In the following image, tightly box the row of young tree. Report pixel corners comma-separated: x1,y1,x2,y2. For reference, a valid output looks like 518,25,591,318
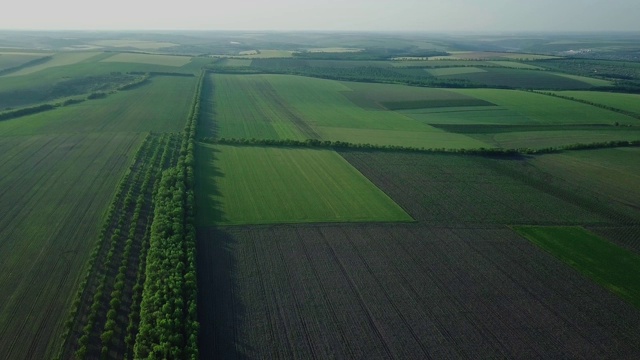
132,70,203,359
98,133,174,359
55,133,158,360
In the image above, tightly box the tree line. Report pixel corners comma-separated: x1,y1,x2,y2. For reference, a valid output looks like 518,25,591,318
203,137,640,156
132,70,202,360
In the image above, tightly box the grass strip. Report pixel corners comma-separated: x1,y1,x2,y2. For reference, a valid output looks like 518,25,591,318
514,226,640,309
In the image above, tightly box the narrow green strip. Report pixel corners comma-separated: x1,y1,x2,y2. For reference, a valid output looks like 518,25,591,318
514,226,640,309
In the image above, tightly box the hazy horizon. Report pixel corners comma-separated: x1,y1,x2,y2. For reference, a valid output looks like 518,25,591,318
3,0,640,32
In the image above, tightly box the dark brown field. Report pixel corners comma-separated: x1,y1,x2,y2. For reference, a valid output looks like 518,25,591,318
197,224,640,359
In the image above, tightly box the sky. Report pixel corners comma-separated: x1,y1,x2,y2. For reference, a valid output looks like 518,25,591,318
2,0,640,32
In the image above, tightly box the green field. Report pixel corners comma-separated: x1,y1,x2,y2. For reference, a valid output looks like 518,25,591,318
205,74,310,140
6,52,101,76
401,88,637,127
475,128,640,149
340,81,494,109
487,61,544,69
552,91,640,114
402,107,532,126
515,226,640,308
552,73,613,87
447,89,637,125
389,60,491,67
217,58,253,67
0,76,195,135
101,52,192,66
215,49,294,58
207,74,489,148
426,67,487,76
0,132,142,359
0,53,47,71
196,143,412,226
3,32,640,360
430,51,559,60
438,68,597,89
89,39,178,50
305,47,363,53
0,73,195,360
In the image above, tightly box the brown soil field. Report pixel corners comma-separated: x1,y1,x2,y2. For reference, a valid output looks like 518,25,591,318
197,224,640,359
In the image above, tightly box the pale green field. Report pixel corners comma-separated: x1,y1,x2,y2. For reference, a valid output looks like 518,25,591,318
209,74,489,148
208,74,309,140
500,53,559,60
233,49,294,58
426,67,487,76
487,61,544,69
90,39,178,49
0,76,196,136
317,127,489,149
0,132,142,360
429,52,559,60
0,53,48,71
401,107,532,125
552,73,613,87
552,91,640,114
196,144,413,226
305,47,364,53
101,52,192,66
0,51,53,56
218,58,253,67
449,89,636,125
390,60,495,68
475,129,640,149
6,52,101,76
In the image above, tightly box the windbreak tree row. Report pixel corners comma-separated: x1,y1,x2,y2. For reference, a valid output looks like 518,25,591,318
132,70,203,360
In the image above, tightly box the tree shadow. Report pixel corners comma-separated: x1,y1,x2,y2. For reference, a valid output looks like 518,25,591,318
196,227,252,359
197,75,219,139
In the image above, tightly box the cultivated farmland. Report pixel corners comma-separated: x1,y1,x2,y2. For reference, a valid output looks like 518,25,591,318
0,72,197,359
447,89,637,125
198,224,640,359
3,31,640,360
551,91,640,115
101,53,193,67
529,148,640,220
0,132,141,359
340,151,622,225
435,67,601,89
196,144,412,226
5,52,101,76
205,74,489,149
